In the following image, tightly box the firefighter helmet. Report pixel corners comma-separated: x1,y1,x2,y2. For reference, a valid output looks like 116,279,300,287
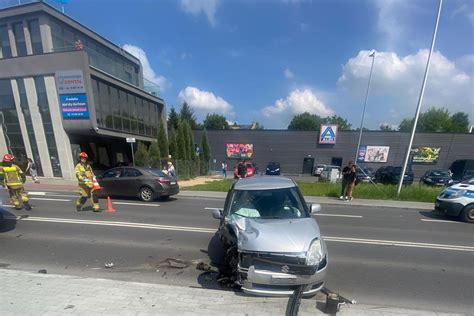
79,152,88,159
3,154,14,162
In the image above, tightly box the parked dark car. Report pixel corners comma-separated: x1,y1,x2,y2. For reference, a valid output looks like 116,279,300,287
97,167,179,202
265,162,281,175
374,166,414,185
449,159,474,183
420,170,453,187
356,166,375,183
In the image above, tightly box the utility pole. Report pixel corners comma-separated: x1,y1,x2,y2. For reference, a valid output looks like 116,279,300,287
397,0,443,196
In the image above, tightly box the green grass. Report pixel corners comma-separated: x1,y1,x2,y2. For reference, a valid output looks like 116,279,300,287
183,180,444,203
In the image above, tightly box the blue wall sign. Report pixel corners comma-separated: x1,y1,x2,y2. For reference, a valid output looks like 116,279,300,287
60,94,89,119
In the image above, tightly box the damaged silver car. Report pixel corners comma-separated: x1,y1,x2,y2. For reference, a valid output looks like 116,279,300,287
211,176,328,296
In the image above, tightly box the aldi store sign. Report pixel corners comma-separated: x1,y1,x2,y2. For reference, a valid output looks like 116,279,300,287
60,94,89,119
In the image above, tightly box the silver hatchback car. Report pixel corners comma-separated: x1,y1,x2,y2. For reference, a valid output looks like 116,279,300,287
211,176,328,296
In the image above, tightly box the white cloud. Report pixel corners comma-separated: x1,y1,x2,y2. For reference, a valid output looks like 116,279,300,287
180,0,219,26
178,87,233,117
262,89,334,126
122,44,169,90
284,68,295,79
452,3,474,25
338,49,473,123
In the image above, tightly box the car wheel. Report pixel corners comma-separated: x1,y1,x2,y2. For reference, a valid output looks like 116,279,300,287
460,205,474,223
139,187,154,202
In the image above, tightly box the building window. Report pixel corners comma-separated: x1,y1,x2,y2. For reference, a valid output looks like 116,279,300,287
0,24,12,58
12,22,27,57
0,79,27,162
34,76,62,177
16,78,43,176
27,19,43,54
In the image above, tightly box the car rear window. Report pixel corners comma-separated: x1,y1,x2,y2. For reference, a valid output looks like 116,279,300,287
430,171,449,176
147,169,167,177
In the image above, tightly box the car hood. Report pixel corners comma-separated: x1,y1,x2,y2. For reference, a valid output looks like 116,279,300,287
227,217,320,253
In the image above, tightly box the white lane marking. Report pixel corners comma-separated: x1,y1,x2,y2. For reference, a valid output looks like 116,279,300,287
204,207,221,211
421,219,460,224
20,217,216,233
114,202,160,207
32,193,78,198
324,236,474,252
28,192,47,196
29,198,71,202
315,214,363,218
1,205,14,208
13,216,474,252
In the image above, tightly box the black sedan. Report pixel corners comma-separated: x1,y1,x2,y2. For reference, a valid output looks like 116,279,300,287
97,167,179,202
420,170,453,187
265,162,281,175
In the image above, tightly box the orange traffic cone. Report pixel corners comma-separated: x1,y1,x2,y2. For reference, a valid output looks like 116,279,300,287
106,196,116,213
92,176,102,191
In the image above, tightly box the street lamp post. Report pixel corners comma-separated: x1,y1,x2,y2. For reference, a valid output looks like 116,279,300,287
396,0,443,196
354,50,376,164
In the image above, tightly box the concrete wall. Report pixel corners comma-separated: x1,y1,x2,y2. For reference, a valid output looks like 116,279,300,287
193,130,474,178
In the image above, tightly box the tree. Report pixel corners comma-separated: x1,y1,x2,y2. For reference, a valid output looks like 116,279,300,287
322,115,352,131
168,128,178,159
186,121,196,161
398,107,470,132
167,107,179,131
157,124,169,158
449,112,469,132
176,121,187,160
134,142,150,167
179,102,199,130
201,129,211,175
182,120,191,161
287,112,322,131
203,113,229,130
379,123,396,131
254,122,264,130
148,142,161,168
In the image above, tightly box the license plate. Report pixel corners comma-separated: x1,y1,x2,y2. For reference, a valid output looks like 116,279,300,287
170,181,176,185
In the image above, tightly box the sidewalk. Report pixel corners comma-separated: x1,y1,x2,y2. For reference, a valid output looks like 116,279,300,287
22,177,434,210
0,269,463,316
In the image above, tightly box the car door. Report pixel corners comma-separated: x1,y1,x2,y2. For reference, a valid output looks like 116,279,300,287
98,168,123,197
120,168,144,197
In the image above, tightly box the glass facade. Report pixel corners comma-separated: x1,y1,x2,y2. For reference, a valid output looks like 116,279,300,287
12,22,27,57
91,77,159,138
0,24,12,58
27,19,43,54
0,79,27,162
49,18,140,86
33,76,62,177
16,78,44,176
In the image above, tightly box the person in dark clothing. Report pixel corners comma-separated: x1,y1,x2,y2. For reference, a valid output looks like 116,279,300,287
340,161,353,200
237,160,247,179
345,164,358,201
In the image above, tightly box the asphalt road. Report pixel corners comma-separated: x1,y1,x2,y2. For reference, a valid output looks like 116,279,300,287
0,190,473,314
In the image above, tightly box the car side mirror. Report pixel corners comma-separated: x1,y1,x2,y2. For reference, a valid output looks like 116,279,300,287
309,203,321,214
212,209,223,219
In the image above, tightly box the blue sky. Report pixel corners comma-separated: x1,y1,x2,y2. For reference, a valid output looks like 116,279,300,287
9,0,474,129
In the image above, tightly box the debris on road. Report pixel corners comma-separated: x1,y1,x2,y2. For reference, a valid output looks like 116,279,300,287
64,305,75,310
158,258,189,269
38,269,47,274
196,261,213,272
104,263,114,268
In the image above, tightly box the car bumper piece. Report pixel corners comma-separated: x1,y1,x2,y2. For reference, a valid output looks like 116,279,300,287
434,199,464,217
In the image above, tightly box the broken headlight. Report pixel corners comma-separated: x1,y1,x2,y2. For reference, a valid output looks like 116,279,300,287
306,239,323,266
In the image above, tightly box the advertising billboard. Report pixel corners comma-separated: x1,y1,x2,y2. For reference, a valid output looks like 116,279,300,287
55,70,86,95
411,146,441,164
357,145,390,163
60,94,89,119
226,144,253,159
319,124,338,144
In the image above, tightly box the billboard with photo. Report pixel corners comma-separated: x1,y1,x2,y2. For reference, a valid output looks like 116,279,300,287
411,146,441,164
226,144,254,159
357,145,390,163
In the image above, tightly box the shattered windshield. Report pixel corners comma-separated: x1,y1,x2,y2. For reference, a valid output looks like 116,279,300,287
228,188,308,219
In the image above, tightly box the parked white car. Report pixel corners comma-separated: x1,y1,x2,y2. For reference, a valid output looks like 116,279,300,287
434,178,474,223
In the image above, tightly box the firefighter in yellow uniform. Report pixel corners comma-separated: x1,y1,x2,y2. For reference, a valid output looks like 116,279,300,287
75,152,100,212
0,154,31,210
